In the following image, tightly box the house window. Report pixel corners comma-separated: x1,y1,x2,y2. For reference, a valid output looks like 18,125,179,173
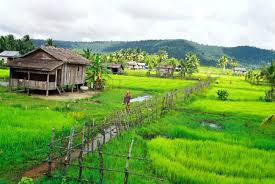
78,66,80,71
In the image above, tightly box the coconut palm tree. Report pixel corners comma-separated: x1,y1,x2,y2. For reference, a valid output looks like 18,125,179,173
218,55,228,72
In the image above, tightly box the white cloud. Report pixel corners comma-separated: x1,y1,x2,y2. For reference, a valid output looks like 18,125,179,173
0,0,274,49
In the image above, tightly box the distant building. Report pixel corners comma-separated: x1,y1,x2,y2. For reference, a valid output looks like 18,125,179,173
127,61,138,70
7,47,90,96
157,64,174,77
137,63,146,69
233,67,247,75
105,63,124,74
0,51,20,64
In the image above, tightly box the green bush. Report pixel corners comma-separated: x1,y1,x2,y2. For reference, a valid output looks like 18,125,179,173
18,177,34,184
217,89,229,101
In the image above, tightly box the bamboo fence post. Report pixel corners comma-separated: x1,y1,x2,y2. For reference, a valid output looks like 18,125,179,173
124,139,134,184
78,125,85,180
62,127,74,176
86,121,90,151
47,128,55,177
98,140,104,184
92,119,95,151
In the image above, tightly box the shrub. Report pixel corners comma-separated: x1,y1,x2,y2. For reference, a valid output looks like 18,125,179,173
18,177,34,184
217,89,229,101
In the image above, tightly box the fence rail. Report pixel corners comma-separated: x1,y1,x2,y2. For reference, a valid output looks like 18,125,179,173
45,78,214,183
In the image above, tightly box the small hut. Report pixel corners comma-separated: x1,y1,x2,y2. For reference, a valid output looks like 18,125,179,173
137,63,146,69
233,67,247,75
157,64,174,77
0,51,20,64
7,46,90,96
105,63,124,74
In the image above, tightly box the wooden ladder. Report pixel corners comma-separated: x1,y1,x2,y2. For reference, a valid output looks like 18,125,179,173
57,86,65,95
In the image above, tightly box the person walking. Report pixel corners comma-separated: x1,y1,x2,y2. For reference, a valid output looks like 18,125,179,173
123,91,131,112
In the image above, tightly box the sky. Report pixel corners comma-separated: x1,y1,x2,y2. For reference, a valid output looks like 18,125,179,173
0,0,274,49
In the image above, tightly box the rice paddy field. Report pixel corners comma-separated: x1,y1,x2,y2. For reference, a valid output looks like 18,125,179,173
0,68,9,79
38,69,275,184
0,74,196,183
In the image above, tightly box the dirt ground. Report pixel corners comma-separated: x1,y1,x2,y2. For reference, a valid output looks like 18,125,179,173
32,91,97,101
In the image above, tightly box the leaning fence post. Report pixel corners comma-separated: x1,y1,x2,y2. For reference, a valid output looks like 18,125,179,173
124,139,134,184
62,127,74,177
47,128,55,177
97,140,104,184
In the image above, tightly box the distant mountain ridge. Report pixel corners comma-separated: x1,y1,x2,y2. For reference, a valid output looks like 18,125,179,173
32,39,275,67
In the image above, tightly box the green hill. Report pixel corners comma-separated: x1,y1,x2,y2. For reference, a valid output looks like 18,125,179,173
33,39,275,66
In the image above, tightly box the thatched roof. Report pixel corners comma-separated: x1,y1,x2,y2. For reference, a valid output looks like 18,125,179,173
158,64,173,69
105,63,124,69
7,47,90,71
8,58,63,71
40,47,90,65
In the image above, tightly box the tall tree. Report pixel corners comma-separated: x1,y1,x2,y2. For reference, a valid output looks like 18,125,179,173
231,58,238,68
45,38,56,47
179,52,200,77
218,55,228,72
157,50,168,63
82,48,92,60
144,54,159,75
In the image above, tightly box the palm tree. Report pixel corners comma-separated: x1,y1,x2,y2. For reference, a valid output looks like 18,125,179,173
218,55,228,72
158,50,168,63
231,58,238,69
86,55,111,90
82,49,92,60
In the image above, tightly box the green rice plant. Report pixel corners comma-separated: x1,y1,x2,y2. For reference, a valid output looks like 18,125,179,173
148,138,275,184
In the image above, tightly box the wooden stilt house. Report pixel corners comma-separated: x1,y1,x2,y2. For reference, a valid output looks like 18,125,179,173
7,46,90,96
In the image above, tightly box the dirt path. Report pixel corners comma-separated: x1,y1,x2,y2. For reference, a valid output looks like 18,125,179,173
22,126,117,179
32,91,97,101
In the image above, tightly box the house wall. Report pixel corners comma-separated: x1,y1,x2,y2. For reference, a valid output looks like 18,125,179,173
26,49,56,60
0,56,8,64
61,64,86,85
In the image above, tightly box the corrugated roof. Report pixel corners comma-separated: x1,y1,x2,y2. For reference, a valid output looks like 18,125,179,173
0,51,20,57
159,64,174,69
7,58,63,71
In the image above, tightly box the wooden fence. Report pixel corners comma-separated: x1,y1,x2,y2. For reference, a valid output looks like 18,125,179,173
45,78,214,183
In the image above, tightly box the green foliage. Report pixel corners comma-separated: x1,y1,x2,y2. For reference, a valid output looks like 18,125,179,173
231,58,238,68
0,59,4,67
0,34,35,54
179,52,200,77
217,89,229,101
218,55,228,72
45,38,56,47
148,138,275,184
82,48,92,59
144,54,159,75
19,177,34,184
86,55,111,90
